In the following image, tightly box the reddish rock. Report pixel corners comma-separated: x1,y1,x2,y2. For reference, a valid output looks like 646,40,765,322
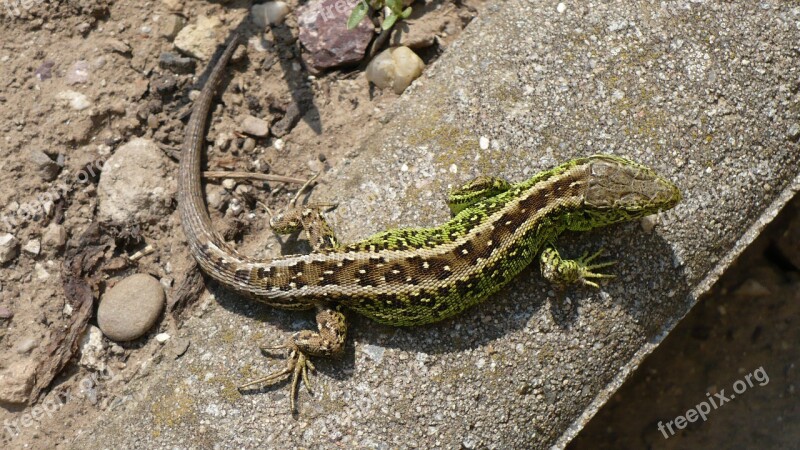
297,0,374,70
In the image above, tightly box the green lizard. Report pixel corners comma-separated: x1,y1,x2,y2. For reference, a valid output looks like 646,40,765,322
178,34,682,411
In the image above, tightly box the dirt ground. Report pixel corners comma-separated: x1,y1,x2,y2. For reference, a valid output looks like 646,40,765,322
0,0,482,447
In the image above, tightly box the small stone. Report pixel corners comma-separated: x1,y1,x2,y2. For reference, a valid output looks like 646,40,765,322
97,274,166,341
29,149,61,181
0,233,20,264
76,21,91,35
479,136,489,150
79,325,107,371
362,344,385,362
14,335,38,354
159,52,196,74
241,115,270,137
173,15,224,60
366,46,425,95
788,123,800,142
34,263,50,280
155,332,171,344
66,60,90,85
159,14,185,39
640,215,658,233
252,1,290,27
22,239,41,256
273,138,285,150
0,360,35,404
35,61,55,81
104,38,132,55
162,0,183,11
222,178,236,190
0,306,13,320
57,90,91,111
557,2,566,13
297,0,374,70
168,338,191,359
242,137,256,153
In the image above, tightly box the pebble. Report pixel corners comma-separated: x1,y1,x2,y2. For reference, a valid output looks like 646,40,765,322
788,123,800,142
155,332,171,344
252,2,290,27
97,138,175,223
0,360,35,404
79,325,107,371
159,14,185,39
479,136,489,150
242,137,257,153
366,46,425,94
29,149,61,181
0,306,13,320
66,60,90,85
57,90,91,111
22,239,41,256
159,52,196,74
640,215,658,232
557,2,566,13
297,0,374,70
241,115,270,137
35,60,55,81
14,335,38,354
273,138,285,150
222,178,236,190
97,273,166,341
0,233,20,264
173,15,224,60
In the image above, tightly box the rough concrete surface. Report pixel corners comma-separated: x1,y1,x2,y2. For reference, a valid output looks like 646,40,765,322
72,1,800,448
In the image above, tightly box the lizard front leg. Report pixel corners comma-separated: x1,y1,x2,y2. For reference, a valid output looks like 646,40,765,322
539,246,616,288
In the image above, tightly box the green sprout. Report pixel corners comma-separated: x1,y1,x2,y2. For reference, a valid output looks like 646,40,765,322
347,0,412,31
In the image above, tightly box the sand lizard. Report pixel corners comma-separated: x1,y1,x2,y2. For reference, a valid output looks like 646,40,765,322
178,34,682,411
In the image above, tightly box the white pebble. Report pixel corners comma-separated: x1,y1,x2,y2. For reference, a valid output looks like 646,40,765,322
252,2,290,27
479,136,489,150
273,138,285,150
366,46,425,95
57,90,91,110
557,2,566,13
155,333,171,344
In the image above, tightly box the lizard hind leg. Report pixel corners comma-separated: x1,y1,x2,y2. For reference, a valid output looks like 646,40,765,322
447,176,512,215
539,246,616,288
238,306,347,412
269,205,339,251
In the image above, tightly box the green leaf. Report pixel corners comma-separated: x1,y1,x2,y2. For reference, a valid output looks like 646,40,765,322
400,6,412,18
347,1,369,29
386,0,402,13
381,13,398,30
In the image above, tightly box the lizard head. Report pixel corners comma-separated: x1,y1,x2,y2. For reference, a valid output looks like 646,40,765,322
566,154,681,230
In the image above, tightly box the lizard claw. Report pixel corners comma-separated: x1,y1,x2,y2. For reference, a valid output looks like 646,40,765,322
239,346,315,413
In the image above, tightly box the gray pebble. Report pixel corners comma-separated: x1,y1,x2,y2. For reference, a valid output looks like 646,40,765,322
241,115,270,137
788,123,800,142
0,306,13,320
98,273,165,341
158,52,196,74
22,239,40,256
42,223,67,254
29,150,61,181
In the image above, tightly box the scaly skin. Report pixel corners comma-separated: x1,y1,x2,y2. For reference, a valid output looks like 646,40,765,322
178,34,682,411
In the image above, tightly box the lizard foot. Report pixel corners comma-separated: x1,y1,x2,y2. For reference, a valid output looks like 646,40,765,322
238,345,315,413
540,246,616,288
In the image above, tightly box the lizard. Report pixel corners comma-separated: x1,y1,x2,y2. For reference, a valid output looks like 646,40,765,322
178,33,682,412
